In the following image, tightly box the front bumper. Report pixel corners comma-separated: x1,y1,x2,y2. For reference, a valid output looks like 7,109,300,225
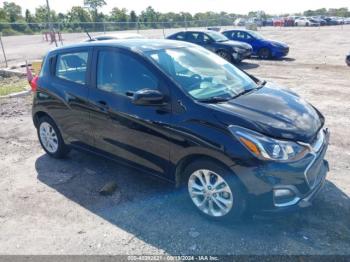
232,48,253,62
231,128,330,213
272,47,289,58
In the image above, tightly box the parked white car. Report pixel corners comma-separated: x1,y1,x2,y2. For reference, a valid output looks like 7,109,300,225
294,17,320,27
234,18,246,26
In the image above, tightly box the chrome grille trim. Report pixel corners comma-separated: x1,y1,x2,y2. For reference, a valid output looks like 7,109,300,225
298,128,327,189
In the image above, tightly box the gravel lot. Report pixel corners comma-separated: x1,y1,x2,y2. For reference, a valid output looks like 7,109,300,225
0,26,350,255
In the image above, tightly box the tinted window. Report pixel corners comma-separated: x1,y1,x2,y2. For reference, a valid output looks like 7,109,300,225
236,32,246,40
173,32,185,40
56,52,88,84
201,34,213,43
97,51,158,95
224,31,236,39
186,32,201,43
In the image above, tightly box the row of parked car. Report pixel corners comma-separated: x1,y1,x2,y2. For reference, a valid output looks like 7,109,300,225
87,30,350,67
87,29,290,63
235,16,350,27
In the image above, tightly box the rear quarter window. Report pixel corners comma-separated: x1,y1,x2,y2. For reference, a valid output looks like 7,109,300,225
55,52,88,84
172,32,186,40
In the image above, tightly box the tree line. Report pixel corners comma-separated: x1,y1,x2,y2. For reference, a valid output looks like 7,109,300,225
0,0,349,36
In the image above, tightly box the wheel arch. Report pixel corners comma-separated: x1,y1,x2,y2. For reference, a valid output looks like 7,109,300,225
174,154,247,193
33,111,66,144
33,111,53,128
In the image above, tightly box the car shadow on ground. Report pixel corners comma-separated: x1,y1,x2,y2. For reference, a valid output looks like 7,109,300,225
248,57,296,63
35,150,350,255
236,61,260,70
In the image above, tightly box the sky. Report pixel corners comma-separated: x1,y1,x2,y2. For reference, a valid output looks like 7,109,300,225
3,0,350,15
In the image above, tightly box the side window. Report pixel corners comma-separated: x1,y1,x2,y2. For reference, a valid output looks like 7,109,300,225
97,50,158,96
246,33,252,40
229,32,237,39
186,32,200,43
236,32,246,40
56,52,88,84
203,34,212,43
174,32,185,40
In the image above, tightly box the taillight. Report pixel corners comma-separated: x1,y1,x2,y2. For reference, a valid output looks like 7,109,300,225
30,76,39,92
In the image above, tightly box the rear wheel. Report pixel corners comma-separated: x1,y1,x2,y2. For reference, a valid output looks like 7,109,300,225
182,159,246,221
37,116,70,158
216,50,232,62
258,48,271,59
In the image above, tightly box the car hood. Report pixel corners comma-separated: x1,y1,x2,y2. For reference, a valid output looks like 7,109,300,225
219,40,252,50
208,84,324,143
264,40,288,48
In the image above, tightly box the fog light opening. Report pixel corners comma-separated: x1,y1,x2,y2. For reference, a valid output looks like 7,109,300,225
273,188,300,207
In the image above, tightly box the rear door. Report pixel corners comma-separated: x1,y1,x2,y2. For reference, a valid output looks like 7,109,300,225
88,47,172,177
48,48,93,146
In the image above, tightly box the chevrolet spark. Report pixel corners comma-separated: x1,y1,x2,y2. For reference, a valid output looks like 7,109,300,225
32,39,329,220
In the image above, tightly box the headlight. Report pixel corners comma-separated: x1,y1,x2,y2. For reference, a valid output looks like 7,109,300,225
271,43,282,48
229,125,309,161
232,47,244,53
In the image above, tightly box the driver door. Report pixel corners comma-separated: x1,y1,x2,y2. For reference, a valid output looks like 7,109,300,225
88,47,172,176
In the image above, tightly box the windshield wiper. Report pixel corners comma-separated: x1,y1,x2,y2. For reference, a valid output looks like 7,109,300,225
198,96,232,103
257,80,267,88
232,81,266,99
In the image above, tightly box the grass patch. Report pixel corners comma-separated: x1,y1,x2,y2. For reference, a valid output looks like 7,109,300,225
0,78,28,96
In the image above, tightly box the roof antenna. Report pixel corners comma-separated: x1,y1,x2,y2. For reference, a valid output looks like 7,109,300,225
85,30,93,41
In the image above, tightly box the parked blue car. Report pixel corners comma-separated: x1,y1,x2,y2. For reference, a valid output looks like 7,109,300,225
222,29,289,59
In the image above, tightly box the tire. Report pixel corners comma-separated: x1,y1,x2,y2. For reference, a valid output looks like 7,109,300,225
295,22,298,26
216,50,232,62
37,116,70,158
258,48,271,59
306,23,309,27
181,159,246,222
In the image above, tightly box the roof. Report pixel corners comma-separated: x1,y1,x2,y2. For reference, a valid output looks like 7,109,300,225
170,29,222,34
93,33,144,40
221,29,251,33
50,39,194,54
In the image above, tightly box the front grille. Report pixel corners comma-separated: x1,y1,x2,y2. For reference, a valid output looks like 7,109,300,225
305,153,324,188
282,47,289,55
304,129,327,188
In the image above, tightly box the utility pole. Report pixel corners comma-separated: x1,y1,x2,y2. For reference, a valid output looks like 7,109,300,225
46,0,57,47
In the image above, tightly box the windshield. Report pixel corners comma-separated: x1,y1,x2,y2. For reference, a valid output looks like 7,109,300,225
248,31,264,40
145,47,257,101
206,31,229,42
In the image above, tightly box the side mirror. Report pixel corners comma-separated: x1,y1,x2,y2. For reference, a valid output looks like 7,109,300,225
132,89,164,106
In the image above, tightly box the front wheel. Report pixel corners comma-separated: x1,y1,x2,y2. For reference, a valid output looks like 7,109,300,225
216,50,232,62
37,116,70,158
183,159,246,221
258,48,271,59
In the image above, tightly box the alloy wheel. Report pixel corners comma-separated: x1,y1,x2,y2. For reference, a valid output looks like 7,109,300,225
188,169,233,217
217,51,231,62
39,122,59,153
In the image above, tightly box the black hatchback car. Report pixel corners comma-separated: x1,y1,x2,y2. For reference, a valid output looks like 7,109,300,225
32,39,329,220
166,30,252,63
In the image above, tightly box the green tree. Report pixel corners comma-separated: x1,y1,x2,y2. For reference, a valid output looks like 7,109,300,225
110,7,128,22
84,0,106,22
3,1,22,22
68,6,91,23
129,10,137,23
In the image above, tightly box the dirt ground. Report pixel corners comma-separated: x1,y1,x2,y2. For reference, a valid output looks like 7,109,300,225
0,26,350,255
